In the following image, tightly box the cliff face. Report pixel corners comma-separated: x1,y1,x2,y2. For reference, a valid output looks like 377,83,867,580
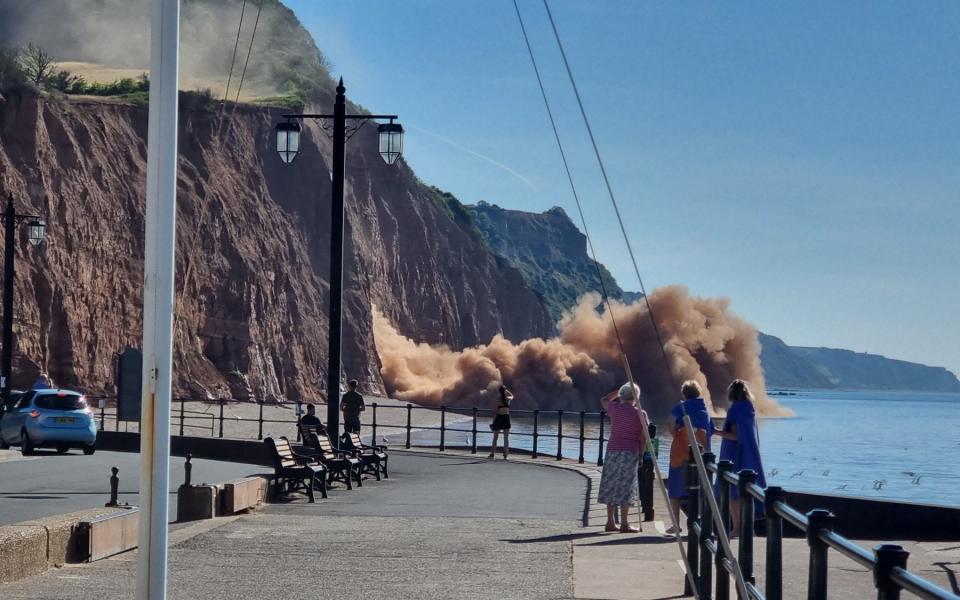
468,202,631,322
0,90,553,399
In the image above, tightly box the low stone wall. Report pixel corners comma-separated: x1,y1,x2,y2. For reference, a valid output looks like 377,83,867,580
0,507,136,585
97,431,271,466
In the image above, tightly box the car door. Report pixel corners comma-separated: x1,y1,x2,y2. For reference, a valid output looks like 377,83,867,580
6,392,35,442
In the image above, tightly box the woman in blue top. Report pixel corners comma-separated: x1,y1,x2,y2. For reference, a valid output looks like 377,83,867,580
665,380,714,534
715,379,766,534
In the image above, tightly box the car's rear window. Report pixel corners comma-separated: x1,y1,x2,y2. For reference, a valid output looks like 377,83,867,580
35,395,87,411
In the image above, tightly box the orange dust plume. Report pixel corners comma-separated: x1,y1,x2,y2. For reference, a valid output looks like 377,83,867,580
373,286,789,416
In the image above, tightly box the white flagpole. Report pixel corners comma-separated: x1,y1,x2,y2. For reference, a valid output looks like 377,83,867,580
138,0,180,598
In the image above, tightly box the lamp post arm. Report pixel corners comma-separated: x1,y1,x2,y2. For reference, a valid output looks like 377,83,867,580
283,114,398,121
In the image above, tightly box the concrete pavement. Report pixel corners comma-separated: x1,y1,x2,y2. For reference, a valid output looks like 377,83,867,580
0,449,263,525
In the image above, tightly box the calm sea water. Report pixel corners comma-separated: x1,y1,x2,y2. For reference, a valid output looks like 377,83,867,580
403,390,960,507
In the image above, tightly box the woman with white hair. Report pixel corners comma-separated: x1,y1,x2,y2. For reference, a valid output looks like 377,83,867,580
597,381,649,533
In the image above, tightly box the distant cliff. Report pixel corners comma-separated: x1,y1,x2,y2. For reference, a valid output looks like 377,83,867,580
467,201,633,322
760,333,960,392
463,202,960,394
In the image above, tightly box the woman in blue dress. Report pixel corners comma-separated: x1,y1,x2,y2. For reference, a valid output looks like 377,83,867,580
715,379,766,534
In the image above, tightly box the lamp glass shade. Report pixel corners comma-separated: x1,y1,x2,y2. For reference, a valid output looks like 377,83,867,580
27,220,45,245
377,122,404,165
276,121,301,164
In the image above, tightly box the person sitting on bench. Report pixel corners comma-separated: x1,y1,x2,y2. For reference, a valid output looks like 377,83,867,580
299,404,327,435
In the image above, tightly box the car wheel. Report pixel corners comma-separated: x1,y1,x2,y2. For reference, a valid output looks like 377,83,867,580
21,429,34,455
82,444,96,456
56,445,69,454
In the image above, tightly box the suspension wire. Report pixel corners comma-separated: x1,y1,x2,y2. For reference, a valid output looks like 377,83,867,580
511,1,701,596
540,1,751,598
221,0,264,144
218,0,248,124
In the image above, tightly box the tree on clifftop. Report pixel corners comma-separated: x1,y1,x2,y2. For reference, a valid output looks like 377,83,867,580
19,43,55,88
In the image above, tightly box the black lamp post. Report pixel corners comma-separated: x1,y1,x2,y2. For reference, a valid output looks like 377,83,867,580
275,78,403,443
1,193,46,405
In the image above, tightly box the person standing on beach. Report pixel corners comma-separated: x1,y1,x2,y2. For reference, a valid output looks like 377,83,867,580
715,379,766,534
488,385,513,459
341,379,365,434
597,382,648,533
666,380,714,534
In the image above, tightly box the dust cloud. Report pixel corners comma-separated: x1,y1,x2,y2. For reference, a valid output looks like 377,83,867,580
374,286,789,417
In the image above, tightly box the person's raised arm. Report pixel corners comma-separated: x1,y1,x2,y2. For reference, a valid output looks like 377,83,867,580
599,390,618,412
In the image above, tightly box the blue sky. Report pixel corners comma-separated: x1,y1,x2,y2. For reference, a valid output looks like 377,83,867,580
285,1,960,375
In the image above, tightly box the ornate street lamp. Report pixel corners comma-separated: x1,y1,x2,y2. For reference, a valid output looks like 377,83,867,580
1,194,47,405
273,78,402,442
377,121,404,165
276,120,302,164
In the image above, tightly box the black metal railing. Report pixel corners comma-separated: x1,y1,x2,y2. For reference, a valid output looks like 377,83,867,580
684,453,959,600
92,398,614,466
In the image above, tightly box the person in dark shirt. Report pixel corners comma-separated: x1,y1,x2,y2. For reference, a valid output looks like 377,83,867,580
299,403,325,433
341,379,365,434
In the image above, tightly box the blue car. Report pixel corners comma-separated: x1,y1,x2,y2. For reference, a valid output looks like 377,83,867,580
0,389,97,455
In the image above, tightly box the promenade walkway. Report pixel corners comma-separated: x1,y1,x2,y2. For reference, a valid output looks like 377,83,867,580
1,448,957,599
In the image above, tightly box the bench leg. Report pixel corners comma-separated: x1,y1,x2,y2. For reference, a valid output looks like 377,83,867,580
306,476,315,503
382,457,389,479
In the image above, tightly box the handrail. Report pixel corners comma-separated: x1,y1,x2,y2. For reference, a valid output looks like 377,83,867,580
694,459,959,600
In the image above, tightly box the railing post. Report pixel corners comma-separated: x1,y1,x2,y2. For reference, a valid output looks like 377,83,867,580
738,469,758,587
100,398,106,432
371,402,378,445
440,405,446,451
699,452,716,599
578,411,585,463
532,409,539,458
806,509,836,600
218,398,225,438
715,460,733,600
873,544,909,600
764,486,786,600
556,410,563,460
179,397,185,437
405,403,412,449
471,407,478,454
640,423,657,521
257,400,264,440
684,457,701,597
597,410,605,467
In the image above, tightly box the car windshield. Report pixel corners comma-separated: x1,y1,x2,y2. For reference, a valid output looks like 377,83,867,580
35,394,87,411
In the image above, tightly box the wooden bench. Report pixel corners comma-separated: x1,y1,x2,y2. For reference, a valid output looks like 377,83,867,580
302,433,363,490
298,422,327,442
342,432,389,480
265,436,327,502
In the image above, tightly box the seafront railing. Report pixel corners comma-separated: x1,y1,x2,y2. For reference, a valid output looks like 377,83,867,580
91,398,616,465
687,452,959,600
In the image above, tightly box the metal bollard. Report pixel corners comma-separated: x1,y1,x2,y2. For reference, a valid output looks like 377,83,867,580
699,453,716,597
764,486,786,600
405,403,412,449
716,460,734,600
578,411,585,464
597,410,606,466
184,453,193,487
439,406,446,451
105,466,119,507
685,459,701,597
739,470,759,586
556,410,563,460
532,410,539,458
806,509,835,600
873,544,909,600
471,407,478,454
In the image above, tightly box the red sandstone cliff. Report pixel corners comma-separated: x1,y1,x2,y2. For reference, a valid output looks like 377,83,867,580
0,90,554,400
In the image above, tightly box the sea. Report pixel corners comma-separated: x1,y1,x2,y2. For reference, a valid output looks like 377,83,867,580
431,389,960,508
